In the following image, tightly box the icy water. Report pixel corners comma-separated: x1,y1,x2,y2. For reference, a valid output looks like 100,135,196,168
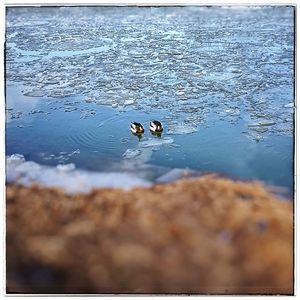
5,6,294,194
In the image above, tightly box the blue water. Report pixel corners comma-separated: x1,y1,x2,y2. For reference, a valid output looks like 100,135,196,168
5,6,294,194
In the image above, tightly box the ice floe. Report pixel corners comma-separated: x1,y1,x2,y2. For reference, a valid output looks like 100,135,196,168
122,148,153,164
138,137,174,148
167,123,198,135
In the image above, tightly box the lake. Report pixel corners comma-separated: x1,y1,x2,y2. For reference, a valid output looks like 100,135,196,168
5,6,294,195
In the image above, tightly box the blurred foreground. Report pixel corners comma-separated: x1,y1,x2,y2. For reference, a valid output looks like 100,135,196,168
6,175,293,294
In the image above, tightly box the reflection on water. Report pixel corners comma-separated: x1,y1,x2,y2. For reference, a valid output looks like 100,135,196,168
5,6,294,194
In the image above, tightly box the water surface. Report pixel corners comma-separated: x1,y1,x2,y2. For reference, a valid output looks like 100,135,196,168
5,6,294,194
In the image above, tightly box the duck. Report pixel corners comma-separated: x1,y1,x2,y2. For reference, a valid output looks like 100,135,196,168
130,122,144,134
149,120,163,133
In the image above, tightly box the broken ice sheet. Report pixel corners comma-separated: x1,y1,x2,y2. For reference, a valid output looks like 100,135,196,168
5,7,294,141
138,137,174,148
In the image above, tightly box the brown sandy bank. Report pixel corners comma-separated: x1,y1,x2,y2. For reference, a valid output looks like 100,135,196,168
6,175,293,295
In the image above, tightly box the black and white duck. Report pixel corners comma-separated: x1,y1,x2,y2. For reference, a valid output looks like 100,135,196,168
149,120,163,133
130,122,144,134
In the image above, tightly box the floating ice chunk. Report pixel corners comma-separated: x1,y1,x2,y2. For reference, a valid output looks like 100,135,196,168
248,121,276,127
224,108,240,115
6,154,151,194
122,148,153,164
248,123,260,127
124,99,134,105
138,137,174,148
168,123,198,135
57,163,76,172
252,127,268,133
258,121,276,127
175,91,185,96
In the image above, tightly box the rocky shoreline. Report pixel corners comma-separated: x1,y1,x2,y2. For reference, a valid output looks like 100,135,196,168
6,175,293,294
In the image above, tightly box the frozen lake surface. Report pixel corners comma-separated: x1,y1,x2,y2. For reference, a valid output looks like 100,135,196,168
5,6,294,194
